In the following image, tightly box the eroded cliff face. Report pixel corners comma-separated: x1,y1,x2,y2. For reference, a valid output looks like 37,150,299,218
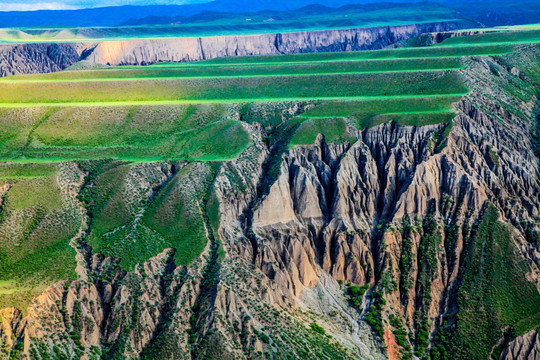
501,330,540,360
0,43,88,77
0,47,539,360
238,47,540,359
412,29,491,46
83,22,465,66
0,21,465,77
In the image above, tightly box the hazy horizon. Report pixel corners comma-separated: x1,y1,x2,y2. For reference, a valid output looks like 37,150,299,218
0,0,406,12
0,0,208,12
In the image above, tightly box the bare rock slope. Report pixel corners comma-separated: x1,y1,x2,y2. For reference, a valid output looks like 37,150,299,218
0,43,84,77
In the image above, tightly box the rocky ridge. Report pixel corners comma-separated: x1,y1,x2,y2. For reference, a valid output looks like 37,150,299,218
0,43,90,77
0,21,466,77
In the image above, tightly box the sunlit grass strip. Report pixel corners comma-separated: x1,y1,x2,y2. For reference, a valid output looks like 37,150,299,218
110,54,485,69
0,163,57,179
0,71,468,103
496,23,540,31
0,67,466,83
300,108,457,119
432,39,540,48
0,93,469,108
300,109,457,120
433,30,540,47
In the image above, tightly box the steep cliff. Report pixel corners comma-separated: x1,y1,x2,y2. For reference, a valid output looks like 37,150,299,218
0,43,88,77
411,29,491,46
500,330,540,360
0,21,465,77
83,22,465,66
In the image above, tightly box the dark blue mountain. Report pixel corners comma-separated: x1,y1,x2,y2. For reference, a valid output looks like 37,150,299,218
0,0,538,28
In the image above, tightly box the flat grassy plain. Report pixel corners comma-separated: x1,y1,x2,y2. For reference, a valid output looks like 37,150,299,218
1,25,539,312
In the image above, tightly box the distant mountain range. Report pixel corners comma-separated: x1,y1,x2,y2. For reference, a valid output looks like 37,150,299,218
0,0,538,29
0,0,372,28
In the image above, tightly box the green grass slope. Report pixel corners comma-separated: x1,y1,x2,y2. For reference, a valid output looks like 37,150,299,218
78,160,220,270
0,71,467,104
447,205,540,360
0,163,80,312
0,104,250,162
1,58,464,82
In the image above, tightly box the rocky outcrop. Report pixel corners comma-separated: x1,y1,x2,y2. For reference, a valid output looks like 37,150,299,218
225,45,540,359
0,43,88,77
2,248,201,359
500,330,540,360
413,29,492,46
250,123,443,298
0,21,466,76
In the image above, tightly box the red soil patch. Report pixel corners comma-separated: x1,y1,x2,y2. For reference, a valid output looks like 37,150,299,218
384,327,400,360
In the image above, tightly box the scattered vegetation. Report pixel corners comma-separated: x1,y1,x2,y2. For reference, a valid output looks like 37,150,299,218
448,205,540,359
413,206,442,357
398,218,415,291
365,291,386,338
346,282,370,307
310,323,326,335
0,163,79,312
389,314,413,360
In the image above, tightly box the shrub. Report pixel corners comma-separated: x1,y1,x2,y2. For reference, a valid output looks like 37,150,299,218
310,323,326,335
